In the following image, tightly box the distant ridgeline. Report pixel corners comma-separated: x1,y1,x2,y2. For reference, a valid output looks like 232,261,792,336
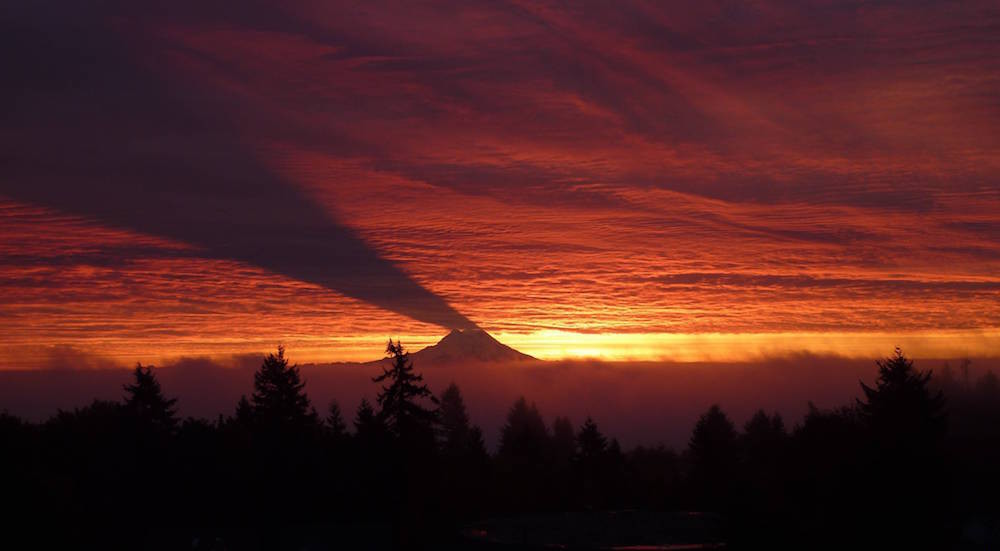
1,344,999,549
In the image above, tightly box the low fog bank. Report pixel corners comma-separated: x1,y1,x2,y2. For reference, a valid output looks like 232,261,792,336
3,353,998,448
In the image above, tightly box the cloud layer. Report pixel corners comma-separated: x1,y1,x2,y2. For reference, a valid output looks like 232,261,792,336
1,1,999,362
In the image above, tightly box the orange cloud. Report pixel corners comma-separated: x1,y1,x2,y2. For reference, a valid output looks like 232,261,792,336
2,1,999,365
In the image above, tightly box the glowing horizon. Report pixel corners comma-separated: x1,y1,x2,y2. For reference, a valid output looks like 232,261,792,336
4,326,1000,370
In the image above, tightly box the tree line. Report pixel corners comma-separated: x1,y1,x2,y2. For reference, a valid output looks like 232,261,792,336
1,343,999,549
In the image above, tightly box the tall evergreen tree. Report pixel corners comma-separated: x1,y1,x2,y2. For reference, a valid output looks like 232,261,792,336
574,417,624,509
738,409,789,539
373,340,438,444
235,395,254,425
551,416,576,465
498,397,549,459
742,409,786,454
688,404,738,509
249,346,316,430
576,417,608,463
496,397,552,509
689,405,738,466
858,347,946,445
353,398,386,442
437,383,490,517
123,363,177,432
439,382,483,456
326,400,348,440
546,415,577,507
856,348,950,547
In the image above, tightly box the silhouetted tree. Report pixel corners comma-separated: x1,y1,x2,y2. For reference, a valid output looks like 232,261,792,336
123,363,178,433
498,397,549,459
856,348,950,546
497,397,551,510
782,403,868,548
350,397,392,515
370,341,442,546
120,362,179,536
439,382,485,457
549,415,577,505
437,383,490,518
234,394,254,426
689,405,737,470
249,346,317,430
576,417,608,461
326,400,348,441
551,415,576,464
733,410,789,545
238,347,321,547
858,347,946,441
467,425,487,458
575,417,620,508
439,383,469,447
740,409,788,465
353,398,382,439
374,340,438,449
687,404,738,510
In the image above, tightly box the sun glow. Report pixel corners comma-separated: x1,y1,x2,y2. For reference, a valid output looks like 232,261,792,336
495,329,1000,363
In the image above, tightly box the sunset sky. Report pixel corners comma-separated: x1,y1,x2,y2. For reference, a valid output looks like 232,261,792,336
3,0,1000,367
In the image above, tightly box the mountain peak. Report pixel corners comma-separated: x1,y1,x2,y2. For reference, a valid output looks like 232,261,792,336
411,329,536,364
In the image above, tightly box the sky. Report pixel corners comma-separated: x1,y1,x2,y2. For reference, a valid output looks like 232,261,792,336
2,0,1000,367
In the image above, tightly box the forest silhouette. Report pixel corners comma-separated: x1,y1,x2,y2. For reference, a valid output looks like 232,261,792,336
2,345,999,549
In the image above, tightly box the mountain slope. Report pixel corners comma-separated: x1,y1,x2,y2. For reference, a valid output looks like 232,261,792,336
407,329,537,364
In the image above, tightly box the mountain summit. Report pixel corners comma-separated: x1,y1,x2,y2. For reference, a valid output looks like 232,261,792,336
410,329,536,364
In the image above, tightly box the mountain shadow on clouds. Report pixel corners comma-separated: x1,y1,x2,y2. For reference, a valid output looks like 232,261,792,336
0,3,475,331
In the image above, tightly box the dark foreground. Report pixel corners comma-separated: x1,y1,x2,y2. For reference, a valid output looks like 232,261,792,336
2,345,999,549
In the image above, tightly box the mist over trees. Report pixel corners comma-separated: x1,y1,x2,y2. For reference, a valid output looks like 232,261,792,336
1,345,998,549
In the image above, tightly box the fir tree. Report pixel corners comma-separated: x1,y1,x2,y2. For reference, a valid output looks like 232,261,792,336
235,395,254,425
439,382,472,454
437,383,490,514
498,397,549,459
742,409,786,453
249,346,316,430
122,363,177,432
689,404,738,465
688,404,738,509
326,400,348,440
373,340,438,444
353,398,385,441
437,383,488,461
857,347,946,445
576,417,608,463
551,416,576,465
496,397,552,509
856,348,949,547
